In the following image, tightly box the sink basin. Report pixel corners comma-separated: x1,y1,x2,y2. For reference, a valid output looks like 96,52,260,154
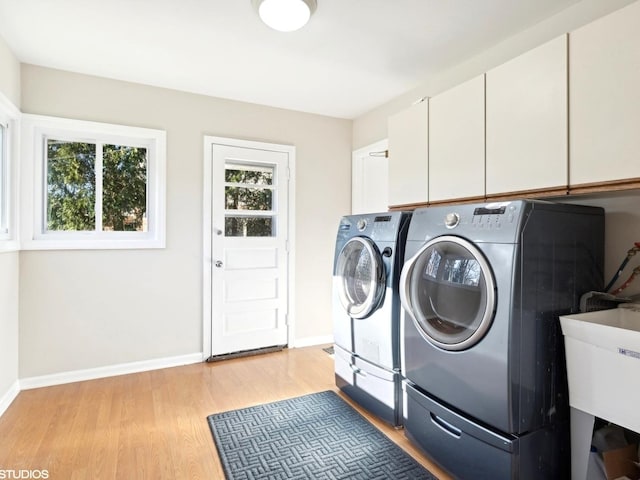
560,306,640,434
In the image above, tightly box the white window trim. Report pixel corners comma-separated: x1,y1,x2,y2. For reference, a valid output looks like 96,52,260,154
21,114,166,250
0,92,20,253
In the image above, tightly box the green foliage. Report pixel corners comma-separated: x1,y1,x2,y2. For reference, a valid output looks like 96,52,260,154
47,140,96,231
103,144,147,231
46,140,147,232
224,166,274,237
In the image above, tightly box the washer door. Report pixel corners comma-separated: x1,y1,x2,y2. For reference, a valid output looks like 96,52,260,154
335,237,386,319
400,235,496,351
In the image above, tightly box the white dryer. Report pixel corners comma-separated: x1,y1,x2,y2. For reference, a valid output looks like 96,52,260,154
332,211,410,426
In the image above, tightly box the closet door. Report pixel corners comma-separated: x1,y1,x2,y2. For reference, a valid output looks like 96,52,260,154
351,140,388,214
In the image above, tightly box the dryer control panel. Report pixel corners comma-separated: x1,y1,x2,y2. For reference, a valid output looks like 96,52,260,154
441,202,519,232
408,201,527,244
470,203,518,230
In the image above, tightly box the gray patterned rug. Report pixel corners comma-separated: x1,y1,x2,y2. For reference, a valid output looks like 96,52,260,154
207,390,436,479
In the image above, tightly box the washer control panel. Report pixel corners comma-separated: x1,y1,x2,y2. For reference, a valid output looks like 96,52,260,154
336,213,405,243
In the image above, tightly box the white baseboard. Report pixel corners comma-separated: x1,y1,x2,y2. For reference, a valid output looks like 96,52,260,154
292,334,334,348
0,380,20,417
19,352,204,390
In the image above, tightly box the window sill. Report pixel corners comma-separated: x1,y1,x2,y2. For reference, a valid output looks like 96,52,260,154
0,239,20,253
20,236,165,251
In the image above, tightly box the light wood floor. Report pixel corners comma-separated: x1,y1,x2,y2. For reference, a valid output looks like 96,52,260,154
0,345,451,479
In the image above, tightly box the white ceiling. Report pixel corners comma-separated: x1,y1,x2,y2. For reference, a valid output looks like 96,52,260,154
0,0,583,119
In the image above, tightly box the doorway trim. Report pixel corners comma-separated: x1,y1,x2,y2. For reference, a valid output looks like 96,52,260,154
202,136,296,360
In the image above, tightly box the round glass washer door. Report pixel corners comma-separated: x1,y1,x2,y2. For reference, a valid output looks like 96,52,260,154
335,237,386,319
400,235,496,351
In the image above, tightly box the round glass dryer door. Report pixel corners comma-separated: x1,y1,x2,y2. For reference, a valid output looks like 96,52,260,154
335,237,386,319
401,235,496,350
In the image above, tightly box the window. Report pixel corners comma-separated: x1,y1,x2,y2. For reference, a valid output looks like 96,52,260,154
0,93,19,251
0,121,7,236
46,140,148,232
224,163,276,237
22,115,166,250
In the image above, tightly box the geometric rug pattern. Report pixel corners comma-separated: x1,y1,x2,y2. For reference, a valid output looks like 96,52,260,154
207,390,437,479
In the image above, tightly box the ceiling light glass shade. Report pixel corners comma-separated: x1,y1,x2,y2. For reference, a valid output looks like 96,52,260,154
253,0,317,32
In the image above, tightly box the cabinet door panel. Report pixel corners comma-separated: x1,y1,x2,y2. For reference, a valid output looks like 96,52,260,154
429,75,485,202
387,101,428,206
486,35,568,195
570,1,640,186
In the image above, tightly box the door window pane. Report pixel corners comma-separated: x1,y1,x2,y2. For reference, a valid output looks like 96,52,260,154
225,216,274,237
46,139,96,231
102,144,148,231
224,163,276,237
225,166,273,185
225,186,272,211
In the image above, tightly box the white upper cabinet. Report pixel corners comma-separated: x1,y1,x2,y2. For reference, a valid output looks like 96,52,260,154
569,1,640,187
429,74,485,202
387,100,428,207
486,35,568,196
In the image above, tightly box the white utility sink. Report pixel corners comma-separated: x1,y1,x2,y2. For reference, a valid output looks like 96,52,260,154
560,306,640,434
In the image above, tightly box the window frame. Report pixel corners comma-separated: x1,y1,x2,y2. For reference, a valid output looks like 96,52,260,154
0,93,20,252
0,120,7,234
21,114,166,250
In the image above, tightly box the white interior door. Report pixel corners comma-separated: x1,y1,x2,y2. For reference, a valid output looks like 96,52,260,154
352,139,389,214
208,142,290,356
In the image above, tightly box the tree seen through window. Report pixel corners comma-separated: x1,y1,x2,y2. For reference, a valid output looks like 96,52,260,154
46,139,147,232
224,165,274,237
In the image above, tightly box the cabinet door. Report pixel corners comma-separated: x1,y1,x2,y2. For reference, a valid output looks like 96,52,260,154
486,35,568,195
429,75,485,202
387,100,428,206
570,1,640,186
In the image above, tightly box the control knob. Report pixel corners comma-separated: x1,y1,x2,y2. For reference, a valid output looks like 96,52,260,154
444,212,460,229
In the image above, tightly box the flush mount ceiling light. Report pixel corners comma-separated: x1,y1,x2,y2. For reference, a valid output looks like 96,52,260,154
252,0,317,32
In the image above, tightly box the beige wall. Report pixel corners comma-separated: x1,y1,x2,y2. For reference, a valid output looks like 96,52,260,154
0,34,20,107
352,0,637,149
556,191,640,300
10,0,640,385
0,35,20,407
19,65,351,378
0,252,19,405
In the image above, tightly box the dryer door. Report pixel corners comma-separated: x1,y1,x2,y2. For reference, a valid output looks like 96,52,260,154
335,237,386,319
400,235,496,350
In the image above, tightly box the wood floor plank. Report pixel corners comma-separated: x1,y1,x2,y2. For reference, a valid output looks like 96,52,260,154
0,346,450,479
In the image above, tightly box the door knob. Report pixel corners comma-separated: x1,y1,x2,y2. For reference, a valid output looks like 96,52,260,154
215,260,223,268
